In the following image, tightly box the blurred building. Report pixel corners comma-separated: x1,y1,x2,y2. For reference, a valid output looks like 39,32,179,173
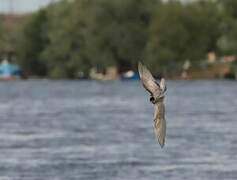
90,66,119,80
0,59,21,80
207,52,217,64
121,70,139,80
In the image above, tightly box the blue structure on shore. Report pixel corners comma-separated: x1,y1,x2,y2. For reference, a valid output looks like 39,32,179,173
0,60,21,80
121,70,140,80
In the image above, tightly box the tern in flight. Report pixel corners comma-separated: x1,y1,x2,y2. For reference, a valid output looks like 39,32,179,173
138,62,167,148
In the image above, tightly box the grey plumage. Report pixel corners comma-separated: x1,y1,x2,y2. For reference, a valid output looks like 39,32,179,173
138,62,166,148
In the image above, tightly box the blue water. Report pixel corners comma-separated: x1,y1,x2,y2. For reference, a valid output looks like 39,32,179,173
0,80,236,180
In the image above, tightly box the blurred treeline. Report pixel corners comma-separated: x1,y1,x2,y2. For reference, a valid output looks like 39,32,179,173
1,0,237,78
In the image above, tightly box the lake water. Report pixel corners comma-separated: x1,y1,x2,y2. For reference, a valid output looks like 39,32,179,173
0,80,236,180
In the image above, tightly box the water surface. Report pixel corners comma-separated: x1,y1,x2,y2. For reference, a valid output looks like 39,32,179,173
0,80,236,180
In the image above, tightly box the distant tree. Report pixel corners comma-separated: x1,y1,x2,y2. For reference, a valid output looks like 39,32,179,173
41,0,159,77
0,16,4,56
15,9,49,76
217,0,237,18
11,0,234,78
217,21,237,55
82,0,159,72
216,0,237,55
41,0,96,78
145,0,224,75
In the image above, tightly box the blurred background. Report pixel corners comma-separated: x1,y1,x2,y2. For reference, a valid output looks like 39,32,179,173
1,0,237,80
0,0,237,180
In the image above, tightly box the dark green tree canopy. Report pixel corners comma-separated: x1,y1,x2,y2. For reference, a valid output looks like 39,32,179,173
0,0,234,78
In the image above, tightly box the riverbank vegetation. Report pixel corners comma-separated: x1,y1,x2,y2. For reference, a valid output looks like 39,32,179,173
1,0,237,79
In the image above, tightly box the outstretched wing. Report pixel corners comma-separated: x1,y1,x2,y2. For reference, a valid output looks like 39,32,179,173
154,101,166,148
138,62,160,96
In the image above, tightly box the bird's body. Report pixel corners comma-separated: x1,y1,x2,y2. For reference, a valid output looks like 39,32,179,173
138,62,167,148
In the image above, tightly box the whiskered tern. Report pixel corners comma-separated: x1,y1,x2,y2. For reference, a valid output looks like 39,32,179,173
138,62,167,148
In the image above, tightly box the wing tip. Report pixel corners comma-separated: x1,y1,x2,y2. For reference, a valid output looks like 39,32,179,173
138,61,143,69
159,141,165,148
154,126,166,148
160,78,167,92
138,61,143,77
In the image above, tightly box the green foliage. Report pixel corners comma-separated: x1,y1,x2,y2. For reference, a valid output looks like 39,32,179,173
19,0,158,78
4,0,237,78
15,9,49,76
0,16,3,53
217,21,237,55
218,0,237,18
0,16,12,58
81,0,158,71
40,1,81,78
145,0,223,75
216,0,237,55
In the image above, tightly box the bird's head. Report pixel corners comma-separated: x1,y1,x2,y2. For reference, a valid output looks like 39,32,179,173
150,96,156,104
150,92,165,104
